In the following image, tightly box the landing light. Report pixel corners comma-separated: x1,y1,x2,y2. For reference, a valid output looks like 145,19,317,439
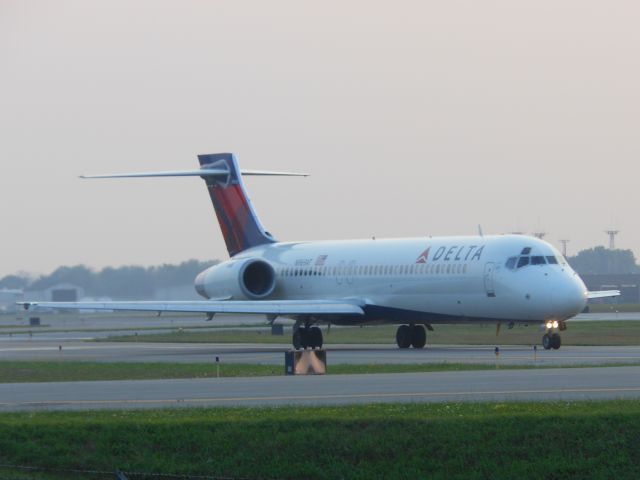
546,321,553,329
552,320,559,329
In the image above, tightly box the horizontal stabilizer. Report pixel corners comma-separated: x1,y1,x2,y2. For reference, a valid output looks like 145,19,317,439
18,300,364,316
587,290,621,299
80,169,308,179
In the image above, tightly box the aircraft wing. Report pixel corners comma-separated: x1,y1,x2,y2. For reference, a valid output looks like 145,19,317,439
587,290,621,299
18,300,364,316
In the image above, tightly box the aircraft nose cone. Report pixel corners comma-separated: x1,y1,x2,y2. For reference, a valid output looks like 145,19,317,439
552,276,587,318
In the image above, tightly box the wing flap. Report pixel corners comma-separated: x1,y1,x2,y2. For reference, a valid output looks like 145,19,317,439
18,300,364,316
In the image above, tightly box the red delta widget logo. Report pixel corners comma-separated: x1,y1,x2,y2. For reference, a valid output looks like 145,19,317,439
415,245,485,264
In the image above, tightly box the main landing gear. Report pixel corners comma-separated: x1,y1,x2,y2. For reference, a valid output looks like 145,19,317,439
542,320,564,350
292,326,323,350
396,324,427,349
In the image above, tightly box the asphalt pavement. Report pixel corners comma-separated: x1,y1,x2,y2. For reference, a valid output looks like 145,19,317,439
1,365,639,411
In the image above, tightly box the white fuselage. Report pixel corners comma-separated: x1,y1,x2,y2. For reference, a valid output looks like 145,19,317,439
196,234,588,326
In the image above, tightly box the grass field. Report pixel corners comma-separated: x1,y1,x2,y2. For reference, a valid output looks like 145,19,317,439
588,303,640,313
0,323,265,337
100,320,640,346
0,401,639,479
0,360,608,383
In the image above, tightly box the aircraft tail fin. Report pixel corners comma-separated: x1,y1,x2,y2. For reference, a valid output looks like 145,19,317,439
197,153,277,256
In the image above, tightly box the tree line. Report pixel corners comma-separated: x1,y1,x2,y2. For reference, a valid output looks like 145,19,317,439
0,259,218,299
567,247,639,275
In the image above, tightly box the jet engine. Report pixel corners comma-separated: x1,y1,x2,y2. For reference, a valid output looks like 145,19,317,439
195,258,277,300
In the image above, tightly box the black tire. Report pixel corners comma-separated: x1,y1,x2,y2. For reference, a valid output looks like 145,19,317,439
542,333,552,350
293,328,306,350
309,327,323,349
396,325,412,349
410,325,427,349
551,333,561,350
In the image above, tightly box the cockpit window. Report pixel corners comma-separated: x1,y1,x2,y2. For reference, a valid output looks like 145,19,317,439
505,257,517,269
517,256,530,268
521,247,531,255
531,256,546,265
546,256,558,264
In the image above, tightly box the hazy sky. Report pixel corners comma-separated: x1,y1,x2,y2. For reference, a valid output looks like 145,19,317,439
1,1,638,277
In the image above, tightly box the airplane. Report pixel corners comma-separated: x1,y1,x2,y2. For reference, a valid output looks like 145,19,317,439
21,152,620,350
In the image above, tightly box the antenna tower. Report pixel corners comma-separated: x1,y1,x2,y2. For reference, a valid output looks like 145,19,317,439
605,230,619,250
559,239,570,257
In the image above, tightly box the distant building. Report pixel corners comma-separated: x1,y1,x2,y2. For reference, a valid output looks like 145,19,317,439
580,274,640,304
24,283,85,311
0,289,24,313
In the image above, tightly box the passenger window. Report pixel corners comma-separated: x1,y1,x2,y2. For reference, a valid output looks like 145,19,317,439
446,264,451,274
517,256,530,268
505,257,517,270
531,256,546,265
463,264,467,274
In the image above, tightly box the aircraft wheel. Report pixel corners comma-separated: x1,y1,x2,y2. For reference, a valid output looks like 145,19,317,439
542,333,552,350
309,327,323,349
551,333,561,350
396,325,411,349
293,328,306,350
410,325,427,349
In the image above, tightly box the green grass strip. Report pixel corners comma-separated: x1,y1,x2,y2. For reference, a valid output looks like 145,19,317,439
0,401,639,479
1,360,638,383
98,320,640,346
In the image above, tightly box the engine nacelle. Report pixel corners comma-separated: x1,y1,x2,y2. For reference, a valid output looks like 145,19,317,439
195,258,277,300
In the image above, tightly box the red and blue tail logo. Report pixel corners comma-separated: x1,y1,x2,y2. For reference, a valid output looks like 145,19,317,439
416,248,430,264
198,153,276,257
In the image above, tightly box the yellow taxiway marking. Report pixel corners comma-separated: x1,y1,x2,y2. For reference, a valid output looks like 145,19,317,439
2,387,640,408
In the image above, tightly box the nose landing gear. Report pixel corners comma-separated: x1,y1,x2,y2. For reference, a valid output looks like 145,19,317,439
396,324,427,349
542,320,564,350
542,332,561,350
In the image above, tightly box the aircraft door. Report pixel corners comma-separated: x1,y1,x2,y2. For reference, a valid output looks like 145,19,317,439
484,262,496,297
